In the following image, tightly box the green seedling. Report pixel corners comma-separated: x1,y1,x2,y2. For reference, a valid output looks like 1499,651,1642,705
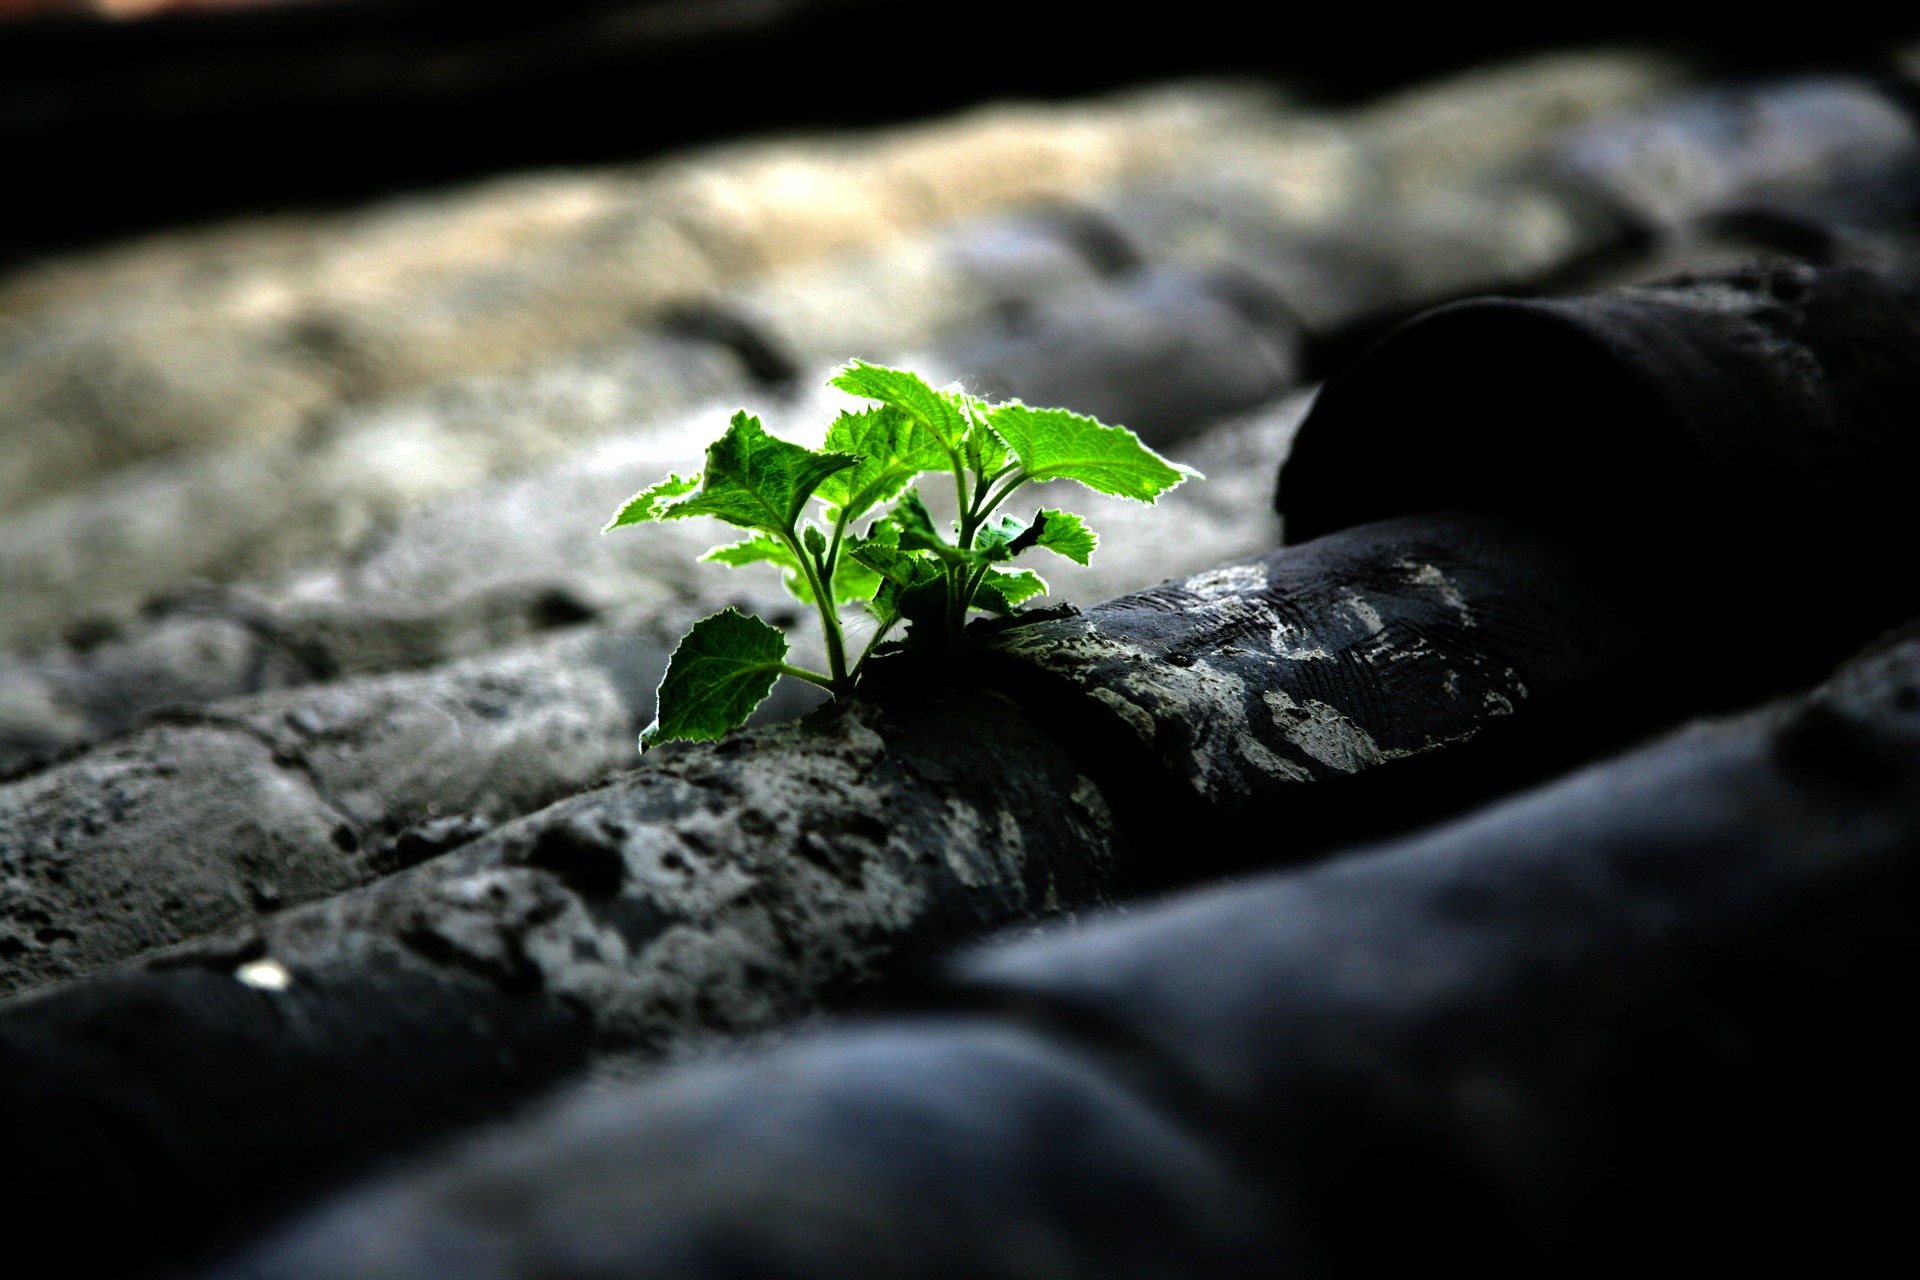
606,361,1196,748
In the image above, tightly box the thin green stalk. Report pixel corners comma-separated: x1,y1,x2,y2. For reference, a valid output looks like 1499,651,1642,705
951,455,973,540
782,529,848,691
971,463,1018,515
823,505,853,597
775,663,838,691
973,472,1028,522
963,563,992,614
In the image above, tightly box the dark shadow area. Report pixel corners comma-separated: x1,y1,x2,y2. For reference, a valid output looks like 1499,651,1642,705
4,0,1919,263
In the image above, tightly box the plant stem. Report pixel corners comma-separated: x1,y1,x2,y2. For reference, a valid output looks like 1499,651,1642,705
974,473,1027,522
782,529,848,692
775,663,838,691
826,506,851,580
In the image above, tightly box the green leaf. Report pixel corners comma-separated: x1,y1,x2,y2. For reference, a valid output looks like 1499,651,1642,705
603,472,698,531
972,514,1028,562
972,567,1049,614
829,555,884,605
703,532,878,606
1028,508,1097,564
830,362,969,458
700,532,796,572
815,406,948,522
641,608,789,749
851,538,947,631
961,395,1010,478
987,403,1197,502
701,531,811,603
626,410,859,535
879,572,950,631
887,490,951,554
848,532,927,587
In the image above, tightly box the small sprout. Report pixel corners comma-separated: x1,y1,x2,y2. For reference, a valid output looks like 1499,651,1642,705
607,362,1197,748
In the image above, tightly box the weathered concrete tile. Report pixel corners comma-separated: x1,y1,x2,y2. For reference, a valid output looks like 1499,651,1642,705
0,619,688,998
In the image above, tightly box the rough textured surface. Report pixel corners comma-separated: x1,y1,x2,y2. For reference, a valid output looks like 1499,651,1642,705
0,603,326,772
0,385,842,762
183,688,1116,1057
213,628,1920,1279
982,513,1650,824
0,619,694,997
0,688,1117,1273
955,632,1920,1275
7,50,1919,1280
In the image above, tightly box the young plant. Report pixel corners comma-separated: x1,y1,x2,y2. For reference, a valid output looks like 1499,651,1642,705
605,361,1196,748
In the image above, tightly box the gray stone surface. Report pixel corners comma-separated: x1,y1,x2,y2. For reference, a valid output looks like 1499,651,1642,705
20,52,1920,1278
0,605,323,773
0,333,748,655
1550,77,1920,230
0,618,698,997
0,83,1271,517
937,265,1301,446
206,623,1920,1280
699,212,1112,373
983,512,1650,819
218,688,1111,1054
0,686,1121,1276
1093,170,1628,339
1277,264,1920,678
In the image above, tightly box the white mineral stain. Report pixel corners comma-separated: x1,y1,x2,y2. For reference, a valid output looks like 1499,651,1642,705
1185,592,1331,661
1183,562,1267,600
235,958,292,990
1401,561,1475,624
1111,656,1314,797
1270,620,1334,661
1263,689,1403,773
1344,593,1386,634
1379,634,1435,665
1228,597,1336,662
